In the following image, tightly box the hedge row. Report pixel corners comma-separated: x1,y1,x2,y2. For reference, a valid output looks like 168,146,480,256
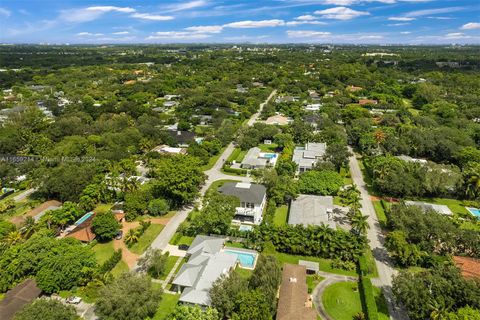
100,249,122,274
222,165,248,175
358,257,379,320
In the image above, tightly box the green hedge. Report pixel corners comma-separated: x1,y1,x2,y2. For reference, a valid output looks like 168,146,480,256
100,249,122,274
358,257,379,320
222,165,248,175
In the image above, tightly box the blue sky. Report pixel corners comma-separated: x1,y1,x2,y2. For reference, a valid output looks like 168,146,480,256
0,0,479,44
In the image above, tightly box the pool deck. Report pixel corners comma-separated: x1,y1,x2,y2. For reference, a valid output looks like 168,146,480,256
466,207,480,218
223,247,258,270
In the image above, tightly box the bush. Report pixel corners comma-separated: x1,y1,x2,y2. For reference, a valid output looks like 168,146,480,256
222,165,248,175
331,258,356,271
359,277,379,320
147,199,170,216
100,249,122,274
91,211,120,241
298,170,343,195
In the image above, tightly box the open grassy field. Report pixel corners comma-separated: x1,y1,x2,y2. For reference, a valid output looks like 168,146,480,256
323,282,362,320
92,241,115,265
129,224,165,254
160,256,180,280
111,260,129,277
372,200,388,227
152,293,180,320
273,205,288,226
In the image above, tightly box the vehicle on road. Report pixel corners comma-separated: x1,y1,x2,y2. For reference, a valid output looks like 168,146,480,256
115,230,123,240
178,244,189,251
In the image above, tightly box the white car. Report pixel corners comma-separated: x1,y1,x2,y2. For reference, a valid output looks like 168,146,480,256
65,296,82,304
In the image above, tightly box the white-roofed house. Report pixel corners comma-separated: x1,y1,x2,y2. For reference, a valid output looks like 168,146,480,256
292,142,327,173
288,195,335,228
404,201,453,216
240,147,279,170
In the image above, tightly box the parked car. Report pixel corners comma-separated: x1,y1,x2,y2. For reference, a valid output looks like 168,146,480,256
66,296,82,304
178,244,189,251
115,230,123,240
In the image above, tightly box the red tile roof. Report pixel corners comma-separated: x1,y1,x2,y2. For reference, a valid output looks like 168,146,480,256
453,256,480,279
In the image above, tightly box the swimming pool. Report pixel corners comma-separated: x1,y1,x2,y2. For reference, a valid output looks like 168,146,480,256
263,153,277,159
224,249,257,269
75,212,94,225
466,207,480,219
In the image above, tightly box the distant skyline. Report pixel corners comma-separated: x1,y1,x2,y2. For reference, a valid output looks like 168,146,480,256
0,0,479,44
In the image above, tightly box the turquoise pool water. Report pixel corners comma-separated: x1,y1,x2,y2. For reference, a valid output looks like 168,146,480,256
466,207,480,218
224,249,257,268
263,153,277,159
75,212,94,225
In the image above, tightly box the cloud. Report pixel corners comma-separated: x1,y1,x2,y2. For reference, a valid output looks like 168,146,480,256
314,7,369,20
130,13,174,21
323,0,357,5
0,7,11,18
112,31,130,35
285,20,326,26
164,1,209,12
146,31,211,40
388,17,415,21
401,31,411,34
224,19,286,28
359,35,383,39
445,32,468,39
60,6,135,23
404,7,465,18
76,32,104,36
387,23,409,26
184,25,224,33
287,30,332,38
296,15,317,21
461,22,480,30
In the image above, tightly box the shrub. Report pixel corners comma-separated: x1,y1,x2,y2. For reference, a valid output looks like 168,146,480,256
222,165,248,175
100,249,122,274
359,277,378,320
332,258,356,271
91,211,120,241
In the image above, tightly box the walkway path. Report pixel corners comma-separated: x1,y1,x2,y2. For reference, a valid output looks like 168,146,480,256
13,188,36,202
134,89,277,268
348,149,408,320
311,272,357,320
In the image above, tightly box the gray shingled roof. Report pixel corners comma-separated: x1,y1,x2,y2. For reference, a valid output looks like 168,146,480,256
218,182,266,205
289,195,334,226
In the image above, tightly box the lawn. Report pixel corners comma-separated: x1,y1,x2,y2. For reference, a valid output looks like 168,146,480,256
363,249,379,278
273,205,289,226
170,233,195,246
111,260,129,277
258,143,278,152
94,203,113,214
235,267,253,280
227,148,248,163
152,293,180,320
92,241,115,265
323,282,362,320
373,287,391,320
206,179,240,195
306,274,324,293
160,256,180,280
272,252,358,277
372,200,388,227
201,146,226,171
225,242,246,249
129,224,165,254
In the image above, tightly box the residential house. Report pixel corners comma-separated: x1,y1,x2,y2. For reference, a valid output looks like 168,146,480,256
10,200,62,226
288,195,335,228
152,144,187,155
404,201,453,216
453,256,480,279
265,114,291,126
172,236,238,306
236,84,248,93
64,211,125,242
218,182,267,225
292,142,327,173
0,279,42,320
276,264,317,320
395,155,428,165
308,90,321,101
165,130,195,147
275,96,298,104
304,103,322,111
346,85,363,92
358,99,378,106
240,147,278,170
164,101,178,108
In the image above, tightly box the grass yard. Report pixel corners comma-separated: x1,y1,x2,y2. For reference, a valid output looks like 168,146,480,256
235,267,253,280
201,146,226,171
273,205,289,226
373,287,391,320
333,196,342,206
94,203,113,214
111,260,129,277
227,148,248,163
271,252,357,277
306,274,324,293
258,143,278,152
92,241,115,265
160,256,180,280
323,282,362,320
363,249,379,278
174,258,186,274
225,242,246,249
152,293,180,320
206,179,240,195
372,200,388,227
129,224,165,254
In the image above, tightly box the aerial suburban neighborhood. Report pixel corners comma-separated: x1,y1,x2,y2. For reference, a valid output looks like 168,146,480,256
0,1,480,320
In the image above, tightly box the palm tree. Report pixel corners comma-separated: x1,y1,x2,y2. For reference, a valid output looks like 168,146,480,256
5,231,22,246
21,217,36,239
465,171,480,200
350,213,370,235
124,229,139,246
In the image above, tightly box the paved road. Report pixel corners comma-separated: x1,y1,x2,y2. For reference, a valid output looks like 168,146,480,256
311,271,357,320
138,89,277,262
348,150,408,320
13,188,36,202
